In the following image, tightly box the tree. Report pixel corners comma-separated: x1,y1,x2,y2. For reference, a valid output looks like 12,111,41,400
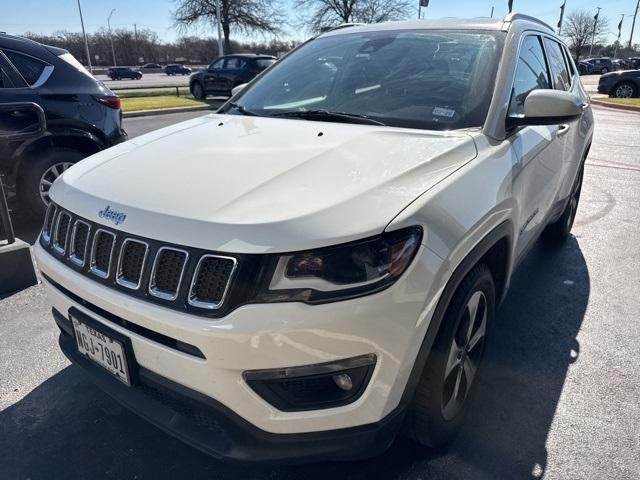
173,0,283,53
296,0,413,32
563,10,609,60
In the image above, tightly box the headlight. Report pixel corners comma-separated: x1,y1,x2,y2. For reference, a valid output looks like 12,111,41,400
255,226,422,304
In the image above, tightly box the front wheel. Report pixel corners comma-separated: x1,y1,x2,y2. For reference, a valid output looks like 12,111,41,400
404,264,495,448
191,82,205,100
612,81,637,98
601,67,609,74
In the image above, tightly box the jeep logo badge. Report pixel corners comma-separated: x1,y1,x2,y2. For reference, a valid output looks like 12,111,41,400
98,205,127,226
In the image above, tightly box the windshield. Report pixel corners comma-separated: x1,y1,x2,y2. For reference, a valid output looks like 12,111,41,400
230,30,504,130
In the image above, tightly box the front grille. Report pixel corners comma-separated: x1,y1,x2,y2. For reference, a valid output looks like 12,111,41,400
150,247,188,300
117,239,148,290
70,221,90,266
90,229,116,278
188,255,237,309
39,204,238,317
53,212,71,254
41,203,57,244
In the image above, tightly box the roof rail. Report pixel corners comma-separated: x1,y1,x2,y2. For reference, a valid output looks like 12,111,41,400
320,23,365,33
503,12,554,31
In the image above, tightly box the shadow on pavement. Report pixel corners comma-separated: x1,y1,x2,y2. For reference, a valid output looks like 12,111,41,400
0,237,589,479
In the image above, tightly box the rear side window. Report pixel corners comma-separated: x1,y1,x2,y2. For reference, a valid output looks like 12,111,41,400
3,50,47,86
225,58,246,69
543,38,570,91
508,35,551,116
255,58,275,69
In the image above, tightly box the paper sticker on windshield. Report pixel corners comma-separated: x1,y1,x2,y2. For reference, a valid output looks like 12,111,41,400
432,107,455,118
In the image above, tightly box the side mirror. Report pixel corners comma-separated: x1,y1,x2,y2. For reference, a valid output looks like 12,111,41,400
231,83,248,97
507,89,583,128
0,102,46,141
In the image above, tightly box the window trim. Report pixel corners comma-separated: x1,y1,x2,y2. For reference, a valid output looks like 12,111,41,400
1,49,53,88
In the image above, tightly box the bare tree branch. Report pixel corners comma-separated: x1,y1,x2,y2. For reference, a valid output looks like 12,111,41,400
296,0,412,32
563,9,609,60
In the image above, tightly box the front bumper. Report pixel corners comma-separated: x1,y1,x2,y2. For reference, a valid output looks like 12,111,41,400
35,240,441,437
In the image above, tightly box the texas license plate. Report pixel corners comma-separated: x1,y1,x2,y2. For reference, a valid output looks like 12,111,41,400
71,316,131,385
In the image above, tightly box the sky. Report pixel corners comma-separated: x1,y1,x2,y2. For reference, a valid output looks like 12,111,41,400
2,0,638,45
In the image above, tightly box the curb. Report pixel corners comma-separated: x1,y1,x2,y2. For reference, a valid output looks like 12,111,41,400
123,104,218,118
590,99,640,112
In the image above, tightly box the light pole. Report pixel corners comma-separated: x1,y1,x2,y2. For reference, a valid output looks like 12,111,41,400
588,7,602,58
76,0,92,73
215,0,223,57
630,0,639,49
418,0,429,20
558,1,567,35
107,8,117,66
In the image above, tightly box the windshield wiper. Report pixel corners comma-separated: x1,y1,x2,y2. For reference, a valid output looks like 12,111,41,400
271,109,386,126
228,102,261,117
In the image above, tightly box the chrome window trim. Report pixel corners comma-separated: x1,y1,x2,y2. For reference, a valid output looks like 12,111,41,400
69,219,91,267
41,204,57,245
187,254,238,310
89,229,116,279
31,64,54,88
116,238,149,290
149,247,189,301
52,211,72,255
2,49,54,88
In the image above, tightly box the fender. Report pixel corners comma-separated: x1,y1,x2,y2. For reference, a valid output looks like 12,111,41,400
398,220,514,412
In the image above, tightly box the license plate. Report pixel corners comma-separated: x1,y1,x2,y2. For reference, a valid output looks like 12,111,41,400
71,316,131,386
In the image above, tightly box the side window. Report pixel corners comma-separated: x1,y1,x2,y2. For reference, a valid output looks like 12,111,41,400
508,35,551,116
209,59,224,71
3,50,47,86
224,58,244,70
543,38,570,91
561,45,576,78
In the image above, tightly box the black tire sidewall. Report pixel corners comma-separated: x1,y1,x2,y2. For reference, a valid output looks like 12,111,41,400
17,148,85,218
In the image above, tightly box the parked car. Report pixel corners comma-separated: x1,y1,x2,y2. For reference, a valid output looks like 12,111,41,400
598,69,640,98
36,14,593,462
612,59,631,70
628,57,640,69
140,63,161,69
583,57,614,74
0,34,126,218
189,53,276,98
165,63,192,76
578,61,595,75
107,67,142,80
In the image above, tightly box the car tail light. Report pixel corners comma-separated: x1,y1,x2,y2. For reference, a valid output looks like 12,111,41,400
95,95,121,110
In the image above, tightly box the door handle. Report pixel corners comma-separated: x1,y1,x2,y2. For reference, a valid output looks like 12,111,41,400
557,124,571,137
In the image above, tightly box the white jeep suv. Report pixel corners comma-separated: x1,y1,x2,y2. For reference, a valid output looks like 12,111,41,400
35,14,593,462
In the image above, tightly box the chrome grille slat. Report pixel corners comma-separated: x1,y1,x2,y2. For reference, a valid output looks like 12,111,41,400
90,229,116,278
41,204,57,245
149,247,189,301
116,239,149,290
52,211,71,255
69,220,91,267
188,255,238,309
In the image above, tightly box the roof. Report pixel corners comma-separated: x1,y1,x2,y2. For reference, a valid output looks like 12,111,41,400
320,13,554,37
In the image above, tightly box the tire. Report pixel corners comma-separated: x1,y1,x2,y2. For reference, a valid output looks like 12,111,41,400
601,67,608,74
612,81,637,98
191,82,205,100
404,264,495,448
17,148,85,219
542,163,584,243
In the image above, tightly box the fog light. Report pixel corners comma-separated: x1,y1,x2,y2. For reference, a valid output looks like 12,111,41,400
243,354,376,412
333,373,353,391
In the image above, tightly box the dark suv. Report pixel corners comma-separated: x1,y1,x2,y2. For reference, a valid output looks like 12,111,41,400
165,64,191,76
0,34,126,217
107,67,142,80
584,57,614,74
189,54,276,98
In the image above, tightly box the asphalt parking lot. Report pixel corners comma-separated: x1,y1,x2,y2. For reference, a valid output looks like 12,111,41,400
1,105,639,479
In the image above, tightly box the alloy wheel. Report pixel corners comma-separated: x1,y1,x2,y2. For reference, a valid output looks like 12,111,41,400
39,162,74,206
615,84,634,98
441,290,487,420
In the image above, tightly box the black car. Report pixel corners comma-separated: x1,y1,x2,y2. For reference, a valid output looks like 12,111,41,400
584,57,614,74
140,63,161,69
107,66,142,80
598,69,640,98
0,34,126,217
629,58,640,69
189,54,276,98
165,63,192,76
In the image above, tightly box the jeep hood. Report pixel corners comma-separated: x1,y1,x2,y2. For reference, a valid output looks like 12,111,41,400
52,114,477,253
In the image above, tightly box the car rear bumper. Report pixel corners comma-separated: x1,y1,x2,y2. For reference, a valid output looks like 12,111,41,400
54,309,404,463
